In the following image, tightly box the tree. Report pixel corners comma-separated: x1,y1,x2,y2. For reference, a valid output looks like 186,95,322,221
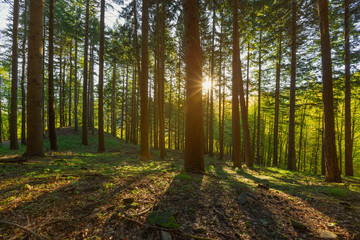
10,0,20,150
48,0,58,151
232,0,242,168
317,0,341,182
82,0,90,146
344,0,353,176
288,0,297,171
20,0,28,146
183,0,204,172
273,33,282,167
24,0,45,157
140,0,150,161
98,0,105,152
159,0,166,158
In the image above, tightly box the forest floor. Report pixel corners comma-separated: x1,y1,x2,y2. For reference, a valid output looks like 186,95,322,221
0,127,359,240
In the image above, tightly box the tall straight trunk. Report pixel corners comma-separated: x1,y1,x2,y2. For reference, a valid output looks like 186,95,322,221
121,70,125,139
168,77,172,149
153,52,159,149
59,41,63,128
125,63,129,142
21,0,27,145
256,31,262,164
134,0,140,146
24,0,45,157
288,0,297,170
297,105,306,171
273,33,282,167
89,45,95,134
205,90,209,153
68,41,72,126
48,0,57,151
232,0,242,168
183,0,204,172
344,0,353,176
159,0,166,158
98,0,105,152
219,12,224,160
209,1,215,157
176,55,181,150
111,63,117,137
317,0,341,182
131,65,137,144
153,1,159,149
10,0,20,150
74,25,78,131
81,0,89,145
237,3,252,168
246,41,250,110
321,115,325,175
62,55,66,126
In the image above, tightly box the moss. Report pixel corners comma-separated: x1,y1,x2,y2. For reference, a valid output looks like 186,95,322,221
147,211,179,229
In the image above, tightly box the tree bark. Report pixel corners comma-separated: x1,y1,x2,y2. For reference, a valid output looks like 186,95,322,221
159,0,166,158
21,0,27,145
98,0,105,152
10,0,20,150
183,0,204,172
256,31,262,164
81,0,89,146
74,21,78,131
140,0,150,161
232,0,242,168
209,0,215,157
273,33,282,167
48,0,58,151
111,64,117,137
317,0,341,182
24,0,45,157
288,0,297,171
344,0,353,176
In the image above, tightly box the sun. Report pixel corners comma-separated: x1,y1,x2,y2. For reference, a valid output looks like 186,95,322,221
203,78,211,92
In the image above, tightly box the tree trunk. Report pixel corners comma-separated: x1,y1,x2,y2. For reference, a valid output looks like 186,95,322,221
59,41,63,128
68,41,72,127
246,41,250,111
317,0,341,182
81,0,89,146
168,77,172,149
288,0,297,171
209,0,215,157
159,0,166,158
344,0,353,176
10,0,20,150
21,0,27,145
256,31,262,164
183,0,204,172
219,12,224,160
74,22,78,131
111,63,117,137
48,0,58,151
232,0,242,168
98,0,105,152
24,0,45,157
273,33,282,167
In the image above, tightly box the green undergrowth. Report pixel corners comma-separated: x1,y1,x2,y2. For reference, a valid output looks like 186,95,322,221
0,128,359,218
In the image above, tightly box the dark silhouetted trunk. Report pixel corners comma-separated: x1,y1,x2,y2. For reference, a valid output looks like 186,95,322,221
159,0,166,158
10,0,20,150
317,0,341,182
183,0,204,172
74,24,78,131
209,1,215,157
98,0,105,152
24,0,45,157
48,0,58,151
140,0,150,160
273,33,282,167
256,31,262,164
69,41,72,127
344,0,353,176
82,0,89,146
232,0,242,168
288,0,297,171
111,64,117,137
21,0,27,145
